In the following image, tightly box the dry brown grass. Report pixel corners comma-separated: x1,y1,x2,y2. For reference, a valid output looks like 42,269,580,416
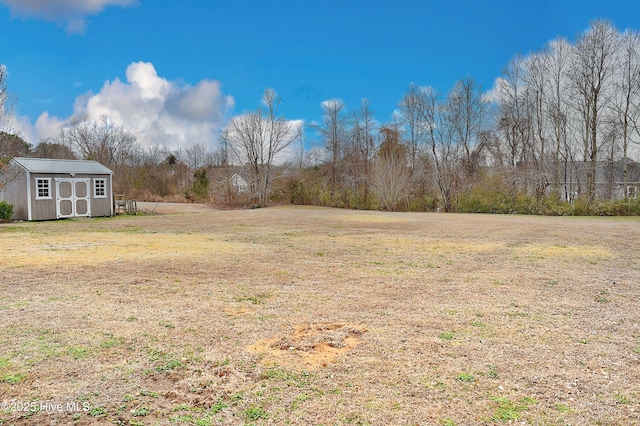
1,205,639,425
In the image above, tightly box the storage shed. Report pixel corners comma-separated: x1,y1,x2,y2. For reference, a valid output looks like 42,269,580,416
0,157,114,221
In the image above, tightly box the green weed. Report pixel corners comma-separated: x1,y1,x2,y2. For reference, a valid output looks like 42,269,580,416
455,373,474,382
230,392,244,404
131,407,150,416
489,396,536,421
439,332,455,341
235,292,272,305
2,373,27,384
66,346,90,359
614,394,631,404
155,359,183,372
244,406,269,421
291,393,310,410
209,400,227,414
89,406,107,417
100,335,124,348
261,367,311,387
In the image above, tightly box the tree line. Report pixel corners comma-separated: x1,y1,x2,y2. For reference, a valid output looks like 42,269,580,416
2,20,640,214
297,19,640,213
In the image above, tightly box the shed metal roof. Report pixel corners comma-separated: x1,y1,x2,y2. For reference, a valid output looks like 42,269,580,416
11,157,113,175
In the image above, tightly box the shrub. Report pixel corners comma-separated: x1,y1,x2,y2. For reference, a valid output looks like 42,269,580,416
590,198,640,216
456,175,640,217
457,175,539,214
190,168,210,202
409,195,438,212
571,197,592,216
0,200,13,221
286,178,308,205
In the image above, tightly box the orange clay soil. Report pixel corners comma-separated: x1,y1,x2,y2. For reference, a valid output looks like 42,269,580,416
248,323,368,370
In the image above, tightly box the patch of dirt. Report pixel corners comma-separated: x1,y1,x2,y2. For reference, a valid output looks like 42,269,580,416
248,323,367,370
221,306,252,316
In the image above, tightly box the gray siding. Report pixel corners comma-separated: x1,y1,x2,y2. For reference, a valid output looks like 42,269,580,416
28,173,113,220
1,165,28,220
90,176,113,217
1,159,114,221
30,172,58,221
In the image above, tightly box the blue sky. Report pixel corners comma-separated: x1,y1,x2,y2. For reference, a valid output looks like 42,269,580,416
2,0,640,151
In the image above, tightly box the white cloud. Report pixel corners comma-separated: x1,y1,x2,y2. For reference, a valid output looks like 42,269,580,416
483,77,507,105
31,61,235,152
320,98,345,110
3,114,37,145
0,0,137,34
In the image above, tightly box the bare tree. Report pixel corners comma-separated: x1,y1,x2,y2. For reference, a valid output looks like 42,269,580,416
183,140,210,170
398,83,427,172
569,20,621,201
543,37,573,201
447,77,489,184
613,29,640,198
58,115,139,171
525,52,553,200
292,128,306,170
351,99,377,204
0,65,9,131
215,128,235,202
0,64,20,163
226,88,301,206
314,99,348,195
56,115,139,194
373,126,411,211
422,87,458,212
497,54,534,174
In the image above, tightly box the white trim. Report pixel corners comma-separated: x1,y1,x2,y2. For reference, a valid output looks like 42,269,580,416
109,174,113,216
93,178,107,198
75,178,91,218
35,177,52,200
55,178,74,219
55,178,91,219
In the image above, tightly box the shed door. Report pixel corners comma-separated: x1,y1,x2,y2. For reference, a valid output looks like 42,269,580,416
55,178,91,219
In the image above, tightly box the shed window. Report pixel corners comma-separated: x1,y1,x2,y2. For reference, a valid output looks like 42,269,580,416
94,178,107,198
35,178,51,199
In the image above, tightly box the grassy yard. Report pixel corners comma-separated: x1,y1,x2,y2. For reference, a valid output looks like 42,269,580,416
1,205,639,425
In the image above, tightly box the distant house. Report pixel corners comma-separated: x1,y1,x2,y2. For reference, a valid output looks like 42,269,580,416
558,159,640,201
231,172,249,193
0,157,114,221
